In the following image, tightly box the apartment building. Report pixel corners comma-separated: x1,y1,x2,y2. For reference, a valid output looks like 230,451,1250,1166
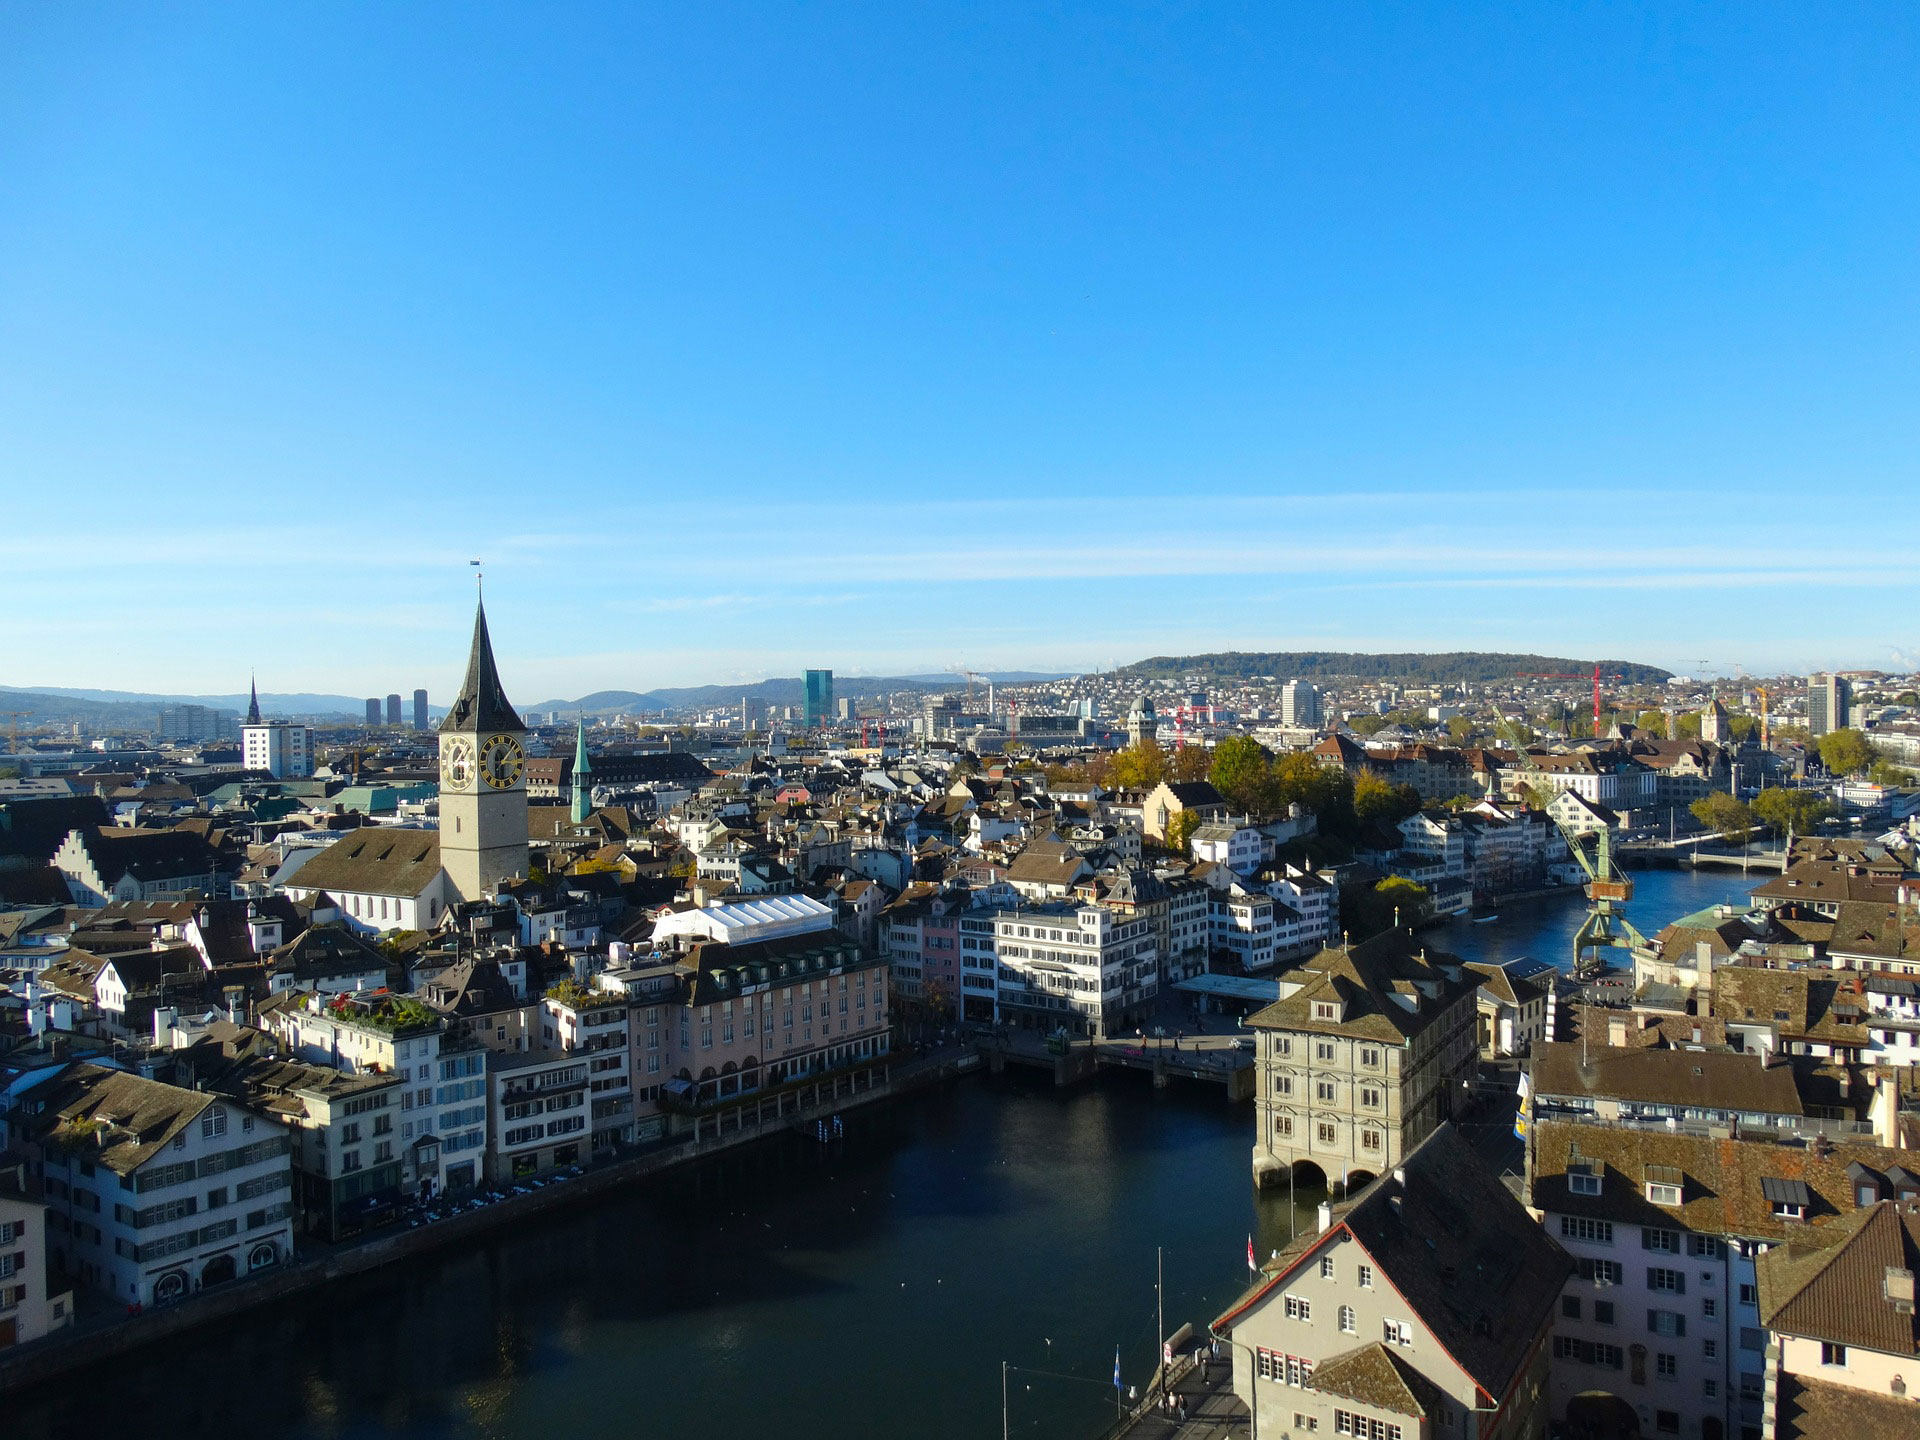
30,1065,294,1307
487,1050,590,1182
541,982,637,1153
967,901,1158,1039
1249,929,1479,1192
1216,1124,1570,1440
0,1156,73,1347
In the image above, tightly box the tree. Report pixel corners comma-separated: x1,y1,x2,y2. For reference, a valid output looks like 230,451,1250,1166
1690,792,1755,845
1353,768,1422,829
1635,709,1671,737
1209,736,1274,813
1752,786,1833,836
1164,809,1202,856
1896,691,1920,708
1348,714,1388,737
1817,728,1874,777
1341,876,1431,941
1870,758,1918,786
1108,741,1170,789
1445,715,1476,742
1674,711,1702,740
1170,744,1212,783
1727,713,1759,743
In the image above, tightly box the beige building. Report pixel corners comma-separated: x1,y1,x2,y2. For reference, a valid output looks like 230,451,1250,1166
0,1157,73,1348
1248,929,1480,1191
1214,1124,1570,1440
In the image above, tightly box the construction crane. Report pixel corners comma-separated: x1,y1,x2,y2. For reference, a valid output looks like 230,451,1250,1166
1755,685,1772,748
1519,664,1626,730
0,712,27,755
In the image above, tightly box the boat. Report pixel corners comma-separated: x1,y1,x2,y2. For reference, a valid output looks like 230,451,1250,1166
1472,914,1500,925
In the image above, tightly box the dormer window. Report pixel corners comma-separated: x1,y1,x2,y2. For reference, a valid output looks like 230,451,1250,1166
1568,1162,1602,1196
1645,1166,1684,1207
1762,1177,1811,1220
1312,1001,1338,1022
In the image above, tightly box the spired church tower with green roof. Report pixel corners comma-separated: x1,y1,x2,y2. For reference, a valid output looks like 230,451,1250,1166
570,716,594,825
438,595,529,902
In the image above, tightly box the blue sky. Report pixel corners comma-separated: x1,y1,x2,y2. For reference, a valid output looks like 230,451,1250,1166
3,4,1917,701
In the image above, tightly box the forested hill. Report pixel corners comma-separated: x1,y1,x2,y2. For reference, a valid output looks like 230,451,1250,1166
1113,652,1672,684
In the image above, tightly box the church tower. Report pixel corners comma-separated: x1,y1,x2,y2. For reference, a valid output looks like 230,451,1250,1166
438,595,529,902
570,716,594,825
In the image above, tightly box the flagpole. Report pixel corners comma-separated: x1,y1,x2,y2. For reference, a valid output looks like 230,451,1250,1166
1001,1360,1009,1440
1155,1245,1165,1405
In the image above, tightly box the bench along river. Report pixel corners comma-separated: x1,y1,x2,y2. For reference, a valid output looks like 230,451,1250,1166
16,866,1753,1440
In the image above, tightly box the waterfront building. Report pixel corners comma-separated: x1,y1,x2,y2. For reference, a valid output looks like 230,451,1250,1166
1209,882,1280,974
1192,819,1265,873
960,900,1157,1039
263,990,488,1196
487,1049,591,1182
1215,1124,1569,1440
1756,1199,1920,1440
540,980,636,1154
30,1064,294,1307
1248,929,1479,1191
0,1155,74,1347
1529,1113,1918,1440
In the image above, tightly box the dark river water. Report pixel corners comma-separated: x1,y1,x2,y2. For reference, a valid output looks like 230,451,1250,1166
14,866,1754,1440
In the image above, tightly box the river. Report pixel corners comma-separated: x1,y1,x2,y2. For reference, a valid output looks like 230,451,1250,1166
14,865,1754,1440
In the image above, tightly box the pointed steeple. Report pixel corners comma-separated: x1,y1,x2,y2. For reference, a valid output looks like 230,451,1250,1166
441,597,523,733
246,675,261,726
571,715,593,823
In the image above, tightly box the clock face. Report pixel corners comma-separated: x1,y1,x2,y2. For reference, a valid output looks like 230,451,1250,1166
479,733,525,790
441,738,475,791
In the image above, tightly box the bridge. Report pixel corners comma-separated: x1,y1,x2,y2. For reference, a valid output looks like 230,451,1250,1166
973,1028,1256,1102
1618,836,1787,872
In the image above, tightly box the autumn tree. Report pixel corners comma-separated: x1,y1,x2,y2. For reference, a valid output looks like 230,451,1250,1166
1164,809,1203,856
1690,792,1755,845
1170,743,1213,783
1108,741,1170,789
1752,786,1833,835
1341,876,1431,941
1353,768,1422,829
1817,728,1874,778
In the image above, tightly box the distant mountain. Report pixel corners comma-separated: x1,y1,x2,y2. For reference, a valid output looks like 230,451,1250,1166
899,671,1073,685
0,686,414,723
1110,652,1673,684
526,674,1011,716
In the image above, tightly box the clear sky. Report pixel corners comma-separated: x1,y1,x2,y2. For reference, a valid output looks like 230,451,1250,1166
3,4,1917,702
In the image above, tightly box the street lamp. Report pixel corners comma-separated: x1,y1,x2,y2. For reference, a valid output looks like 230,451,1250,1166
1207,1323,1259,1439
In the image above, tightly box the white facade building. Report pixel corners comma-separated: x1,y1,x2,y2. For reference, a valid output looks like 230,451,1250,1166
241,722,313,779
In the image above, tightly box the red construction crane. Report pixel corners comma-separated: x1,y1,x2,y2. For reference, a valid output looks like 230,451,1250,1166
1518,664,1625,728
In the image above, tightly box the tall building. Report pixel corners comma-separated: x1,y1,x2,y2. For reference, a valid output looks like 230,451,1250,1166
412,688,429,731
1808,672,1852,736
1281,678,1321,729
241,679,312,778
1701,697,1730,744
156,704,238,742
364,698,381,727
384,693,402,726
1126,694,1157,747
803,669,834,728
438,596,529,903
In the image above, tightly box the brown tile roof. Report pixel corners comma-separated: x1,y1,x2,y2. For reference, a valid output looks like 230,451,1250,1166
284,828,442,898
1758,1201,1920,1354
1774,1374,1920,1440
1529,1042,1810,1117
1247,928,1476,1045
1306,1342,1445,1418
38,1063,218,1176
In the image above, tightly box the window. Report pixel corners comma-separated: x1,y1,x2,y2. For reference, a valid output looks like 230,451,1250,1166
1316,1042,1335,1062
1361,1129,1382,1152
201,1110,226,1140
205,1187,227,1210
1359,1048,1380,1068
1645,1180,1683,1206
1594,1300,1615,1326
1703,1339,1717,1360
1647,1310,1686,1338
1738,1283,1757,1307
1285,1294,1311,1322
1383,1319,1412,1347
1647,1268,1686,1295
1569,1170,1603,1196
1317,1081,1336,1102
1654,1410,1679,1435
1317,1122,1336,1145
1360,1087,1381,1109
1702,1379,1717,1399
1276,1076,1294,1097
1320,1256,1336,1280
1339,1304,1356,1333
1656,1352,1677,1380
1561,1216,1614,1245
1294,1415,1319,1432
1275,1115,1293,1138
1333,1411,1401,1440
1702,1297,1716,1318
1820,1343,1847,1368
1641,1227,1680,1254
1688,1235,1722,1259
1562,1296,1582,1320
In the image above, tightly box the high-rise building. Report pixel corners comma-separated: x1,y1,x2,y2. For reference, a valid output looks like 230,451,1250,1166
413,689,429,731
804,669,834,728
241,676,311,777
156,705,238,742
364,698,382,727
1281,679,1321,730
1808,673,1852,736
437,595,529,902
385,693,402,726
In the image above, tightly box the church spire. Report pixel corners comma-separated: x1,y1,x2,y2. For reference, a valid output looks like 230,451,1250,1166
570,714,593,823
441,596,523,733
246,675,261,726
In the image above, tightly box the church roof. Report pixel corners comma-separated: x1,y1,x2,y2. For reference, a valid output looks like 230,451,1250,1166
441,597,523,734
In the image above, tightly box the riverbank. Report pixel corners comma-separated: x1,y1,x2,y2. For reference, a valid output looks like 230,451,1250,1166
0,1048,983,1398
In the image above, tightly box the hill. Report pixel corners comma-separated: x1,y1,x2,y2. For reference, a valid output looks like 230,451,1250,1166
1111,652,1672,684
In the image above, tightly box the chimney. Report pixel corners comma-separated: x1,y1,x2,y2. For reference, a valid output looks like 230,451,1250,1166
1317,1201,1334,1234
224,985,246,1026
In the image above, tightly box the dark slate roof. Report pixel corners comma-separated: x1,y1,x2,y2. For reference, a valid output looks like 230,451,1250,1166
0,794,113,863
265,922,391,981
70,826,221,883
38,1063,219,1176
440,597,523,734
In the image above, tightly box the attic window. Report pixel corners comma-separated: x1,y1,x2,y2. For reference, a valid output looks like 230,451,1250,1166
1645,1167,1684,1206
1312,1001,1338,1022
1568,1163,1603,1196
1761,1177,1811,1219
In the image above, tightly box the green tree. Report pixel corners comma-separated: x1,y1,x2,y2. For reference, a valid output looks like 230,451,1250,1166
1727,713,1759,743
1445,715,1476,742
1896,691,1920,708
1164,809,1202,856
1348,714,1387,737
1341,876,1431,940
1209,736,1274,813
1635,709,1670,737
1690,792,1755,845
1674,711,1702,740
1817,728,1874,777
1752,786,1833,835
